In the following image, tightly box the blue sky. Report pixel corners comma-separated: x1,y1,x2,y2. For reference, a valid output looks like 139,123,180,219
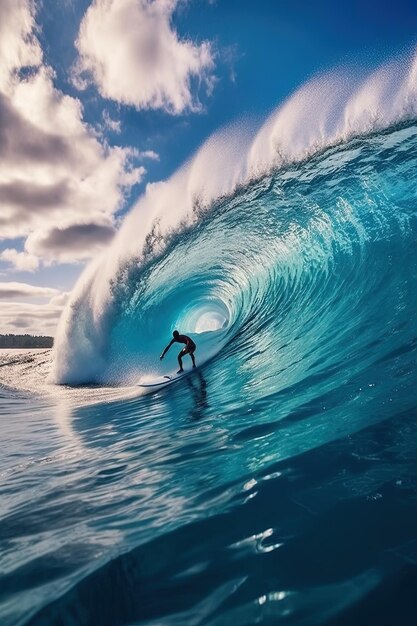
0,0,416,335
40,0,417,183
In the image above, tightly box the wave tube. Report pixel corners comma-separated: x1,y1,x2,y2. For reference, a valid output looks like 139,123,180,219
52,48,417,385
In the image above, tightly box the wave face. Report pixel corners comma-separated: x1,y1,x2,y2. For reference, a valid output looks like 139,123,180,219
54,119,417,392
52,49,417,386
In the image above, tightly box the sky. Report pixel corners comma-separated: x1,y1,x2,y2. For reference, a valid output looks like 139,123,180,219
1,0,417,336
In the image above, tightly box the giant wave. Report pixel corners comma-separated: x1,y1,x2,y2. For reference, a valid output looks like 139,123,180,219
52,49,417,386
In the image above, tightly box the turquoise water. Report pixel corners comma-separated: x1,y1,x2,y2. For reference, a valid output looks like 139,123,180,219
2,121,417,625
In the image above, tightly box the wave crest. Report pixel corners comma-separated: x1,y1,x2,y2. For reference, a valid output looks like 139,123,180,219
52,47,417,385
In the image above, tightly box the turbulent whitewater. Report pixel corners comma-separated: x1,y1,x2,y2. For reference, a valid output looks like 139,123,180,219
2,49,417,626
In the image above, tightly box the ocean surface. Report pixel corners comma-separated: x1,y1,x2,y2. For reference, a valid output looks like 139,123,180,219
3,55,417,625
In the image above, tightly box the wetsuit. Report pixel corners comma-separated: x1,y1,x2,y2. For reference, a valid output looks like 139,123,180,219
160,333,197,372
176,334,196,356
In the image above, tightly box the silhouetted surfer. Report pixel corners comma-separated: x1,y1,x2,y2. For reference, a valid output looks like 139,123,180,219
160,330,196,373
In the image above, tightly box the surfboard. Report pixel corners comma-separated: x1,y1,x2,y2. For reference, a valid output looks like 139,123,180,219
137,373,184,388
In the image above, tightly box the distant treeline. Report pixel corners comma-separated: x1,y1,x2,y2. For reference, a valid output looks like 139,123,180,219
0,334,54,348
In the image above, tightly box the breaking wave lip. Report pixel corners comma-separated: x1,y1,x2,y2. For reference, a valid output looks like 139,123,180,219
52,47,417,386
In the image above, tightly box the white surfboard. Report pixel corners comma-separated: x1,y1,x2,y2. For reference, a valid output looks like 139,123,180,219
137,373,183,388
137,365,203,388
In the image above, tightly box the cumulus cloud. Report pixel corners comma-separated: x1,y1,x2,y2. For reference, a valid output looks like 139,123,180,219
0,301,63,335
0,92,71,167
0,177,70,216
0,248,39,271
26,221,116,263
0,281,69,335
73,0,215,114
102,109,122,133
0,0,42,84
137,149,160,161
0,0,146,265
48,292,70,307
0,281,58,299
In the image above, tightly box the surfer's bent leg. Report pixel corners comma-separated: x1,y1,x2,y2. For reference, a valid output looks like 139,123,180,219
178,348,186,372
190,349,196,368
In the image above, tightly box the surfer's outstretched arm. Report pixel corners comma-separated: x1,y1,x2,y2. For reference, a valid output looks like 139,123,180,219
160,339,175,360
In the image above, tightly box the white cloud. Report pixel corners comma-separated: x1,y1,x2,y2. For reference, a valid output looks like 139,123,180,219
48,291,70,307
0,281,58,299
137,149,160,161
102,109,122,133
0,1,147,265
0,248,39,271
25,220,116,263
0,301,63,335
0,282,69,335
73,0,216,114
0,0,42,88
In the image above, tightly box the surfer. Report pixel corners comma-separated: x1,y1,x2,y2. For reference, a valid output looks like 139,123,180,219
160,330,196,373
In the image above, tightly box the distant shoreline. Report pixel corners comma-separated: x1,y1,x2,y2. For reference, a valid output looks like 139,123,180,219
0,334,53,349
